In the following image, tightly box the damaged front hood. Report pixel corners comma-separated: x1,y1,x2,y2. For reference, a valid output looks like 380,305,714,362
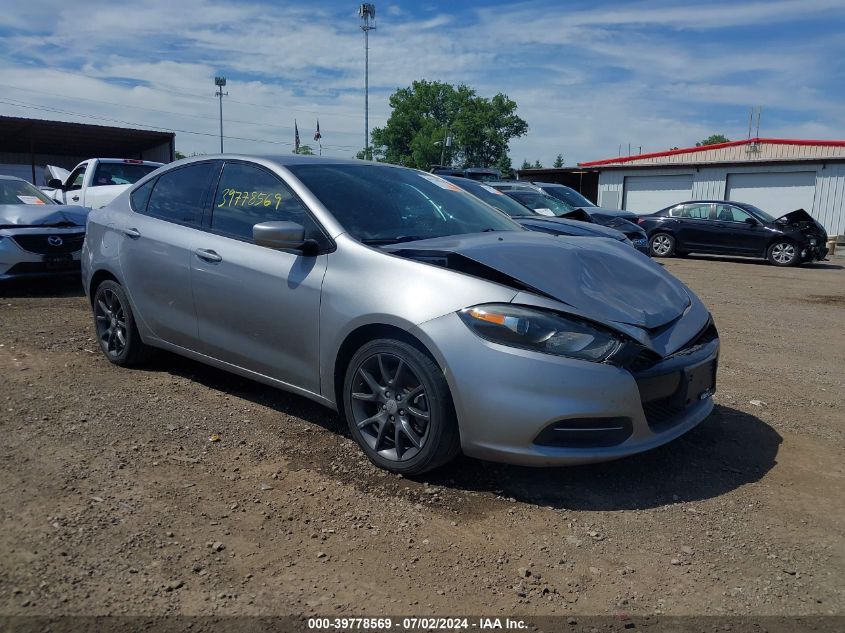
0,204,89,228
388,232,690,329
775,208,816,225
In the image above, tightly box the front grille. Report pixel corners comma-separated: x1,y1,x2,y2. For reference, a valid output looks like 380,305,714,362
12,233,85,255
5,261,80,275
534,417,633,448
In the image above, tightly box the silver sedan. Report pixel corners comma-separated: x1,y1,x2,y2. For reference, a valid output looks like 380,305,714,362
82,155,719,474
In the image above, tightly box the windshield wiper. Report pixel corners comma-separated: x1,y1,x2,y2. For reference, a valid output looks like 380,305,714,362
361,235,431,245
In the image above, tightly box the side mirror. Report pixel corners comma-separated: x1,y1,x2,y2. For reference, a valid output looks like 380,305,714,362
47,178,64,189
744,217,759,227
253,221,317,254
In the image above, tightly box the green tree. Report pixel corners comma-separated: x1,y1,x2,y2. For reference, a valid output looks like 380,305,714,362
533,159,543,169
496,153,514,179
553,153,564,168
174,150,187,160
696,134,729,147
369,80,528,170
296,144,315,155
520,159,532,170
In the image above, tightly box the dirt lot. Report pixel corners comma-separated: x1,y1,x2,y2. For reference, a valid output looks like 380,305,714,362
1,255,843,619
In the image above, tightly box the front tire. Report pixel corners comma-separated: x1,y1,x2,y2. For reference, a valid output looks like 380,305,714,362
93,280,151,366
342,339,460,475
767,240,799,266
650,233,676,257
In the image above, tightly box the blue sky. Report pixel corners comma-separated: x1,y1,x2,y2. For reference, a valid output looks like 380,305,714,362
1,0,843,164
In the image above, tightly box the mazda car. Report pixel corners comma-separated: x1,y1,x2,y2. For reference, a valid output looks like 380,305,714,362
638,200,829,266
0,175,88,280
83,156,719,474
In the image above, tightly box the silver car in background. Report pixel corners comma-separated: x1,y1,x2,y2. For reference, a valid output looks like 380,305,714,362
0,175,88,280
82,155,719,474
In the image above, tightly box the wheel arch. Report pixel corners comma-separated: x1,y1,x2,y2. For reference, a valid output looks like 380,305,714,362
332,323,442,419
88,269,121,307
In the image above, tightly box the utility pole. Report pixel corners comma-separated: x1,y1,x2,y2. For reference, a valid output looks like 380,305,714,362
359,4,376,160
214,76,228,153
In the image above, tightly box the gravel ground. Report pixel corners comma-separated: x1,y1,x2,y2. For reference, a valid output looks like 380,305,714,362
0,255,843,618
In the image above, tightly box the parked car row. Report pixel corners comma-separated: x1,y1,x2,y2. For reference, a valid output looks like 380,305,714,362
80,155,720,475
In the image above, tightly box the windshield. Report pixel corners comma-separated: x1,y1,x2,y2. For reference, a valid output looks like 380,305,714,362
506,191,575,215
288,164,522,243
444,178,537,218
541,185,596,208
738,203,776,223
93,162,158,186
0,179,55,205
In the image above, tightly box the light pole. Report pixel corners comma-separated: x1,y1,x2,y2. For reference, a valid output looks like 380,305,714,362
214,76,227,153
359,4,376,160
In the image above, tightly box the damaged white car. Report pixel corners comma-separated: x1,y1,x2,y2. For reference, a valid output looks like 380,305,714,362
0,175,88,280
44,158,162,209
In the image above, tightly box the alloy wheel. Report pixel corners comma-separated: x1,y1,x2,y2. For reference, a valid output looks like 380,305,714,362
771,242,795,264
349,353,431,462
95,288,128,358
652,234,672,256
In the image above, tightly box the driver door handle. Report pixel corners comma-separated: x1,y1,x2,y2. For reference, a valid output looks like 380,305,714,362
71,195,80,201
122,227,141,239
195,248,222,263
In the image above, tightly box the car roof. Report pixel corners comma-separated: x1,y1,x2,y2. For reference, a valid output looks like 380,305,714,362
531,181,572,188
170,154,410,174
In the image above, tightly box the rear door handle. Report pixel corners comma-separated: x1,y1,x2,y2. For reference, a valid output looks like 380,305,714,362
195,248,222,263
122,227,141,239
71,195,80,202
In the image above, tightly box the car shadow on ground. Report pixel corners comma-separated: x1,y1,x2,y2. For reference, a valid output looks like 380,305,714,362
679,254,843,270
426,404,782,510
0,276,85,298
143,352,780,511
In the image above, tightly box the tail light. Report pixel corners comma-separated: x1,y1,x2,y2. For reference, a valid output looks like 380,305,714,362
637,217,645,224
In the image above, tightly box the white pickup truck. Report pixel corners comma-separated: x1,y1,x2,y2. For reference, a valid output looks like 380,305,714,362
45,158,163,209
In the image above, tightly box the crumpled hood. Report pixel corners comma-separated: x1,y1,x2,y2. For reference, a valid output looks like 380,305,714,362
776,209,817,225
0,204,89,228
388,232,690,329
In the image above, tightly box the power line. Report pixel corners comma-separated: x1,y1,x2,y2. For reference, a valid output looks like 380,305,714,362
0,83,367,138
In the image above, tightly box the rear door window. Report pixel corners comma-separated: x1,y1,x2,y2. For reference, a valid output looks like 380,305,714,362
681,203,713,220
143,162,218,227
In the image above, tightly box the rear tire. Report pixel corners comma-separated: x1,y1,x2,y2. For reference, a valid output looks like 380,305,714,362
92,280,151,366
342,338,460,475
650,233,675,257
767,240,799,266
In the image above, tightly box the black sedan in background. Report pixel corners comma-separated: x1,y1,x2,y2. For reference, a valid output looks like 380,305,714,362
442,176,641,250
638,200,828,266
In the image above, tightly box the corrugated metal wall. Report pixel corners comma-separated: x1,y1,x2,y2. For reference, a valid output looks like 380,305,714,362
597,161,845,235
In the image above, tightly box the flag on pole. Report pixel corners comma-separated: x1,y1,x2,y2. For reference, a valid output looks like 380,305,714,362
294,120,300,153
314,119,322,142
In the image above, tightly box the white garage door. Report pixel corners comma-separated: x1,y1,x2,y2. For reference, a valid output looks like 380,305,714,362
726,172,816,215
622,174,694,212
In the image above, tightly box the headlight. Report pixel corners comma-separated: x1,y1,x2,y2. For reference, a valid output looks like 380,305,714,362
458,304,623,363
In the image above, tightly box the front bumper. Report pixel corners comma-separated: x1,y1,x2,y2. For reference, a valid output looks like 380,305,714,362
631,237,650,255
0,230,84,280
413,313,718,466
